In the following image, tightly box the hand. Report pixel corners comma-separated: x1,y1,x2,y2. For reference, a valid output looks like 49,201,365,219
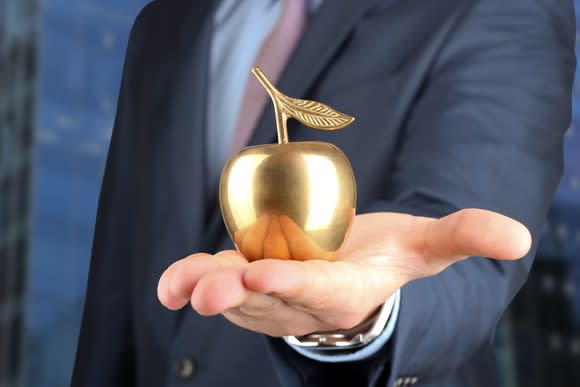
157,209,531,337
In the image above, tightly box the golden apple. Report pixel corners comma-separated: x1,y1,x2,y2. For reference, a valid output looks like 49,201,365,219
219,68,357,261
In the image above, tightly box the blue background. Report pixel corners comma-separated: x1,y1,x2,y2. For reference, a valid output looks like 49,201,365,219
23,1,149,385
6,1,580,386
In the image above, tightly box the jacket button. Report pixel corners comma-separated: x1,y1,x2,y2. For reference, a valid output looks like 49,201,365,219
175,357,196,380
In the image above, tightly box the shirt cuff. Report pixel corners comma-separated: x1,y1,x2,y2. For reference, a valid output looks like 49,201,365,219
282,289,401,363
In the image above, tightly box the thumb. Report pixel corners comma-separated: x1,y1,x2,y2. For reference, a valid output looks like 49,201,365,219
418,208,532,264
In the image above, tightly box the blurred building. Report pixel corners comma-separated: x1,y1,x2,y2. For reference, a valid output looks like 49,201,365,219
19,1,148,386
0,1,39,385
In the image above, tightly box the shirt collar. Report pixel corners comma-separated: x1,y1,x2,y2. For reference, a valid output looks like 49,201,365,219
269,0,323,12
216,0,323,27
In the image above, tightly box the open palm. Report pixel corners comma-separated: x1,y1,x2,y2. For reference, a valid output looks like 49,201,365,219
157,209,531,337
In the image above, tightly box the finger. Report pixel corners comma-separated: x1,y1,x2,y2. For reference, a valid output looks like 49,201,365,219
279,215,334,261
418,208,532,263
263,216,291,259
157,250,246,310
223,304,323,337
244,259,337,305
191,267,249,315
157,259,189,310
242,214,270,261
237,291,281,317
243,259,394,328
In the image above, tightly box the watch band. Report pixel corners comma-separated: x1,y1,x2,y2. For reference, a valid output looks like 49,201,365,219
284,292,397,350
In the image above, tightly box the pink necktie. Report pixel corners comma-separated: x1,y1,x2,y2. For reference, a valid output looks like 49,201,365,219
230,0,308,153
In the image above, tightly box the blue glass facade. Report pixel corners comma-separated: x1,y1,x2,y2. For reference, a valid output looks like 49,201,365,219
0,1,38,385
24,1,148,385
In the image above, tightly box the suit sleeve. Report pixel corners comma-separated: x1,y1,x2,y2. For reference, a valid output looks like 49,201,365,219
71,6,152,386
266,0,576,385
383,0,575,382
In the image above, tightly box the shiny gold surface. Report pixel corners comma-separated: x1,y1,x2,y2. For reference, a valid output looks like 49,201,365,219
218,67,357,261
251,67,354,144
220,142,356,261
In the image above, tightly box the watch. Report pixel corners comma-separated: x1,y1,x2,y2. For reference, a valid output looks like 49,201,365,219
283,292,397,350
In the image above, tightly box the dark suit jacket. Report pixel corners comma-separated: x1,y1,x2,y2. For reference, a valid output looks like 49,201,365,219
71,0,575,386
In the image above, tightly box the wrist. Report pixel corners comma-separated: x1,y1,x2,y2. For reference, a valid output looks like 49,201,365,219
284,291,398,349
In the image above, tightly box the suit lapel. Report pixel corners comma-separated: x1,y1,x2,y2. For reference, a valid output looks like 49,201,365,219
165,0,217,250
205,0,383,244
145,0,217,340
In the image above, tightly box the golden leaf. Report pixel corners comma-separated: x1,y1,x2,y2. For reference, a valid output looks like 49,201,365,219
278,94,355,130
251,67,355,143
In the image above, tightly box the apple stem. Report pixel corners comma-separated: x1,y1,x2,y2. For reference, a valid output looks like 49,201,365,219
273,106,289,144
252,67,289,144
